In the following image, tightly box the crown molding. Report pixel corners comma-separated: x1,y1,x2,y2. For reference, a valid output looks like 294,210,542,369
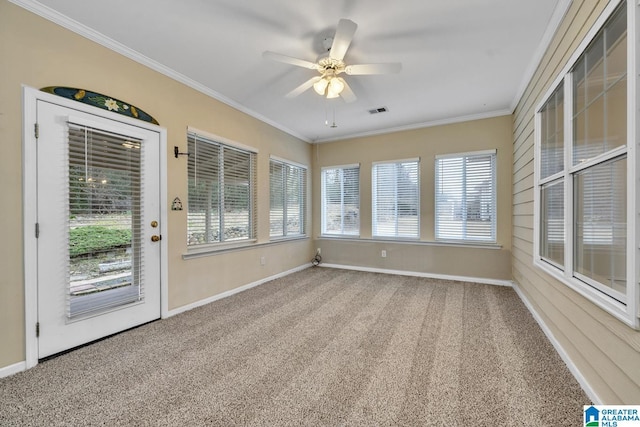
8,0,312,143
313,108,512,143
11,0,568,145
510,0,573,112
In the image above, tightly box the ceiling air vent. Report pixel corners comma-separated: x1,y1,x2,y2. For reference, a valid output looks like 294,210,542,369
368,107,387,114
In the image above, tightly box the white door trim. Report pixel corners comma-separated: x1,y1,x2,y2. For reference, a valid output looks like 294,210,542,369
22,85,169,369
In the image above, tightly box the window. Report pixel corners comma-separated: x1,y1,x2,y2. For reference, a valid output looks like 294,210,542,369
435,151,496,242
539,84,565,267
269,157,307,238
321,165,360,236
372,159,420,238
573,157,626,294
571,3,627,302
535,0,633,324
187,131,257,246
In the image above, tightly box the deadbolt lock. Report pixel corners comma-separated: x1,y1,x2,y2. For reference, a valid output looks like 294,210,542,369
151,235,161,242
151,220,158,228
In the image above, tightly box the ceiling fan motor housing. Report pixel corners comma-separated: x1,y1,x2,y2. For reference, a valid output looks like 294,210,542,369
317,57,345,74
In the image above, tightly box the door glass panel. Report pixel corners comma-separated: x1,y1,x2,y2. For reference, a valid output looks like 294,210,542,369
68,124,144,318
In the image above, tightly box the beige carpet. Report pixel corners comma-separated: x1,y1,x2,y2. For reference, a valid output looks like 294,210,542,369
0,267,588,426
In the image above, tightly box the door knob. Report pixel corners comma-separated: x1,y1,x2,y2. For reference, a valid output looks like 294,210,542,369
151,235,161,242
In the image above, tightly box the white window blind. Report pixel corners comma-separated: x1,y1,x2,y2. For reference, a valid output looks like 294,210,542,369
321,165,360,235
372,159,420,238
269,158,307,238
435,151,496,242
187,132,257,246
572,3,627,167
540,179,565,267
573,156,627,298
269,161,284,237
540,84,564,180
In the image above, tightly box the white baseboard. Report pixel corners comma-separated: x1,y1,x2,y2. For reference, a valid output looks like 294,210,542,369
0,264,601,404
511,282,602,404
165,263,311,318
0,361,26,379
320,263,514,287
0,264,311,377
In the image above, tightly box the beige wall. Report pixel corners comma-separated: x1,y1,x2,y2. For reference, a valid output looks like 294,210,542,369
0,1,313,369
312,116,513,280
4,0,637,405
512,0,640,403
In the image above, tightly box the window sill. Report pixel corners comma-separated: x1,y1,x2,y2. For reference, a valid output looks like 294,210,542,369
316,235,502,250
183,236,309,260
184,239,258,259
320,233,361,239
268,235,308,243
533,258,638,330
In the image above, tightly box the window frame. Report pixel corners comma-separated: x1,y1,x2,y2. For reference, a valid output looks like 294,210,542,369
321,163,361,237
434,149,497,243
269,155,308,240
538,83,566,270
371,158,421,240
186,128,258,251
533,0,639,328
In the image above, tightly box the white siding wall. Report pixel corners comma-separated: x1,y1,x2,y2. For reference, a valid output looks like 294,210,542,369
512,0,640,403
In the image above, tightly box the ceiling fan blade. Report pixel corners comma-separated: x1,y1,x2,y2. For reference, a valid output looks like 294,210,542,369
338,78,357,103
344,63,402,75
329,19,357,61
263,51,319,70
286,76,322,98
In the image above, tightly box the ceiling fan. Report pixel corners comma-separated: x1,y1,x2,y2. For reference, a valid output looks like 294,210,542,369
263,19,402,103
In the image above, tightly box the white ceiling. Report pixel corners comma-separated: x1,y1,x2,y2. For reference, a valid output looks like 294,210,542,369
21,0,566,142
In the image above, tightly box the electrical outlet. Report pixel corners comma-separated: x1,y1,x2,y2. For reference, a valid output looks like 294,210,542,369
260,256,266,265
317,248,321,255
381,250,387,258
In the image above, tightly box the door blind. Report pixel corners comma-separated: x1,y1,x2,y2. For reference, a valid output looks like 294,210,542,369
67,123,144,318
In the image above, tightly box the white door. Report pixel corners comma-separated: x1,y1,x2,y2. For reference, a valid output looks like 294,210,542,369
36,100,161,358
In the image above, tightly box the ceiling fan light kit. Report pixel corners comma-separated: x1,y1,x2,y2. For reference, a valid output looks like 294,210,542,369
313,78,329,95
313,69,345,98
327,78,344,98
264,18,401,103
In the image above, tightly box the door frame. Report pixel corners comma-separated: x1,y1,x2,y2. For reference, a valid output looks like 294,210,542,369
22,86,169,369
